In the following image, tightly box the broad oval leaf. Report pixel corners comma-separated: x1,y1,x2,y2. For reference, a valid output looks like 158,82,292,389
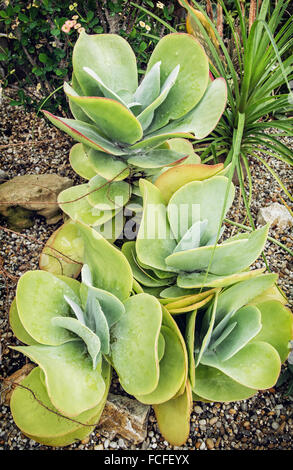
12,341,106,417
111,294,162,395
146,33,209,130
73,32,138,96
135,325,186,404
16,271,80,346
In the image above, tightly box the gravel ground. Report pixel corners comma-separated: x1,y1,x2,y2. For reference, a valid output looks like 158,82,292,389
0,89,292,451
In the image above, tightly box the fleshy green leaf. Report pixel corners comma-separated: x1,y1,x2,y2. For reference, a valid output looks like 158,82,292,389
146,33,209,131
66,92,143,145
127,149,186,168
9,299,39,346
76,221,133,301
200,341,281,390
58,184,117,227
73,32,138,96
178,267,266,288
16,271,80,346
153,382,192,447
135,325,186,404
133,61,161,109
69,143,97,180
12,341,106,417
252,300,293,363
87,175,131,210
43,112,125,155
207,305,262,361
136,180,177,272
51,316,101,369
193,364,257,402
87,147,129,181
167,176,235,244
137,65,180,130
149,78,227,139
10,362,110,445
111,294,162,395
39,220,83,279
215,274,278,324
154,163,224,203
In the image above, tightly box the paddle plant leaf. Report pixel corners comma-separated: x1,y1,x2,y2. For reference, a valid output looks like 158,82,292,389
16,271,81,346
39,220,83,279
69,143,97,180
58,184,117,227
73,32,138,96
136,179,177,272
146,33,209,130
178,267,266,289
135,325,186,404
192,364,257,402
9,299,39,346
66,93,143,145
207,305,262,361
134,61,161,109
154,163,224,203
200,341,281,390
251,300,293,363
87,147,129,181
43,112,125,155
127,149,186,169
51,316,101,369
137,65,180,130
12,341,106,417
75,221,133,301
153,382,192,447
149,77,227,139
87,175,131,210
10,361,111,446
167,176,235,244
111,294,162,395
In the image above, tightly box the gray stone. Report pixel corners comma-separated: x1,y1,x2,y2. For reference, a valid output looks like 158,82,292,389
0,170,8,183
97,393,150,444
0,174,72,228
257,203,293,231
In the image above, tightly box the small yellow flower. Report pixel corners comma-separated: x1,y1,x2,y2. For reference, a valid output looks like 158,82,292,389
156,1,164,8
52,41,57,47
74,23,81,29
77,27,85,34
145,25,151,31
73,2,78,7
139,21,145,28
69,4,74,10
72,15,78,20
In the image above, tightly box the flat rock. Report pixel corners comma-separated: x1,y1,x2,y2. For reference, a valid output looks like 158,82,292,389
257,202,293,231
97,393,150,444
0,174,72,227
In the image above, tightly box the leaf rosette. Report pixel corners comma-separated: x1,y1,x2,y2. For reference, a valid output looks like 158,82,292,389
43,32,227,225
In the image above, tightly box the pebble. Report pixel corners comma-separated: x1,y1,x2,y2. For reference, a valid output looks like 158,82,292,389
206,438,214,449
194,406,203,414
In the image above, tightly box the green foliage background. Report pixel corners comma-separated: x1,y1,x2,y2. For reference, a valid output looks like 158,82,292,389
0,0,184,112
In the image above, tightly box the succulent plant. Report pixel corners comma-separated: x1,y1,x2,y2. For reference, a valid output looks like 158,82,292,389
9,221,132,445
9,220,191,446
43,31,227,225
123,171,270,311
187,275,293,402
